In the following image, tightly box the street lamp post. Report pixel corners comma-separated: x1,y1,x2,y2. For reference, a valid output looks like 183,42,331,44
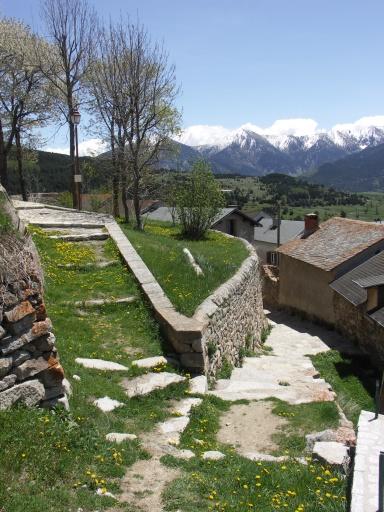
71,108,82,210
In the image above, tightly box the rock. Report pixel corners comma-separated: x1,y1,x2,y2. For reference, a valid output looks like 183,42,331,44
33,333,56,353
105,433,137,443
62,378,72,396
12,350,31,367
159,416,190,435
72,296,136,307
0,356,12,378
0,379,45,410
44,385,65,400
305,429,338,452
243,452,290,463
57,395,70,410
312,441,350,466
4,300,36,324
75,358,128,371
15,356,50,381
202,450,225,460
0,326,6,340
123,372,186,398
171,397,202,416
72,374,81,381
192,339,203,352
0,319,52,355
0,374,17,391
95,488,116,499
93,396,124,412
131,355,167,369
189,375,208,394
39,362,65,387
170,448,195,460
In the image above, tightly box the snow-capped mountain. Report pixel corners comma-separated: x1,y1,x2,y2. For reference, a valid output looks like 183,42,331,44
167,118,384,176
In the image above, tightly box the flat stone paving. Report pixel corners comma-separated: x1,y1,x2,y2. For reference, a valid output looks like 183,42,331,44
212,309,358,403
351,410,384,512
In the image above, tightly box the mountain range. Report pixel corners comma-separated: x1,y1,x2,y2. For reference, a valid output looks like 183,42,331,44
160,123,384,184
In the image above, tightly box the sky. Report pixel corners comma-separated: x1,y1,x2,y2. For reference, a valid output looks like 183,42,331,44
2,0,384,153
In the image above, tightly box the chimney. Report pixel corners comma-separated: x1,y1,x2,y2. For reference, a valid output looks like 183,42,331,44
303,213,319,238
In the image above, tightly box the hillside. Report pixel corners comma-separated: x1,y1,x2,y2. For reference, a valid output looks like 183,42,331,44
310,143,384,191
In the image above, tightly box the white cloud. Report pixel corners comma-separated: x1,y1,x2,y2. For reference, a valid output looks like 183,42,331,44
266,118,319,137
44,138,108,156
177,125,232,146
332,115,384,133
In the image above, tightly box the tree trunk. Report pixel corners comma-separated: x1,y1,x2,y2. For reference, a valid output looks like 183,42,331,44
69,118,76,209
133,175,142,230
121,171,130,223
15,129,27,201
110,121,119,217
0,120,9,190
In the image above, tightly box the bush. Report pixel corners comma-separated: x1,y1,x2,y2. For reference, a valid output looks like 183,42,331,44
175,161,225,240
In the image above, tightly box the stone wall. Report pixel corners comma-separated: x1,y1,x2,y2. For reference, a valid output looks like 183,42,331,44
195,239,268,379
106,222,267,378
334,293,384,368
0,186,66,410
262,264,280,307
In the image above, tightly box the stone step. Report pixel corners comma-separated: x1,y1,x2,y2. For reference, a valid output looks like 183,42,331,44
122,372,186,398
33,222,105,229
75,358,128,371
48,233,109,241
57,260,119,270
67,296,136,308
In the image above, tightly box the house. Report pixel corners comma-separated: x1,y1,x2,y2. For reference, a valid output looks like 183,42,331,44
253,212,304,263
277,214,384,325
330,251,384,363
143,206,258,243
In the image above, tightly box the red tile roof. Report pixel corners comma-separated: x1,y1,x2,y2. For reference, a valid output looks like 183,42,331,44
277,217,384,271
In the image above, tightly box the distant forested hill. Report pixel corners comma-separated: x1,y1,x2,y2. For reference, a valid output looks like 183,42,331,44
310,143,384,192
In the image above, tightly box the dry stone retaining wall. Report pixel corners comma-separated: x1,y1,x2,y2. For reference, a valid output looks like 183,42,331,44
0,186,66,410
106,222,267,378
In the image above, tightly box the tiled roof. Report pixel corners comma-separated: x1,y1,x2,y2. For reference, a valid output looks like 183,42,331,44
330,251,384,305
277,217,384,271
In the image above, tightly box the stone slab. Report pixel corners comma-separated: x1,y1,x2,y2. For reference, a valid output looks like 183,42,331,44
131,356,167,369
122,372,186,398
75,358,128,371
171,397,202,416
106,433,137,443
189,375,208,394
312,441,349,466
93,396,125,412
202,450,225,460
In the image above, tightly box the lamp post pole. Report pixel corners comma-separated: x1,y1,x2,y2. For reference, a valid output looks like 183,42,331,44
71,109,82,210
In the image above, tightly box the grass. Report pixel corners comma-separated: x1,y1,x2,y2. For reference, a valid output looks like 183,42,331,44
311,351,377,426
121,220,249,317
270,399,340,455
161,396,347,511
0,230,189,512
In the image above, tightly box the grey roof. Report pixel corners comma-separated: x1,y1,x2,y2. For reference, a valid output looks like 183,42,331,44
143,206,257,226
254,218,304,245
330,251,384,306
353,274,384,288
369,307,384,327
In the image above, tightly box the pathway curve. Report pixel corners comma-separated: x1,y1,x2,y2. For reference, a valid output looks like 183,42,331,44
212,309,360,403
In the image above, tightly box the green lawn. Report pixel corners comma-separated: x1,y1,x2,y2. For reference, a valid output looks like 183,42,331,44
162,396,347,511
311,351,377,426
0,231,188,512
121,221,249,317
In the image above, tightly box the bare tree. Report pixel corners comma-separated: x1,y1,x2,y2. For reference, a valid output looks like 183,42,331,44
119,21,181,229
40,0,97,208
0,18,54,197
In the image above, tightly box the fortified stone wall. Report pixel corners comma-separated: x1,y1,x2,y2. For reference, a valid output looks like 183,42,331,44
334,293,384,368
0,186,66,410
195,241,268,380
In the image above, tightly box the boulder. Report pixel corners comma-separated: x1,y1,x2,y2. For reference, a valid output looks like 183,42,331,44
312,441,350,466
0,379,45,410
3,301,36,335
0,319,52,355
305,429,338,452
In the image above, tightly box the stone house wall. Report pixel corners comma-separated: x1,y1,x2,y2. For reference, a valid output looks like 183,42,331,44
0,185,66,410
334,293,384,367
214,213,255,244
262,264,280,307
106,222,267,378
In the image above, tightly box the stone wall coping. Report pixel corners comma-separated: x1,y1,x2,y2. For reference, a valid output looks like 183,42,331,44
105,222,256,338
